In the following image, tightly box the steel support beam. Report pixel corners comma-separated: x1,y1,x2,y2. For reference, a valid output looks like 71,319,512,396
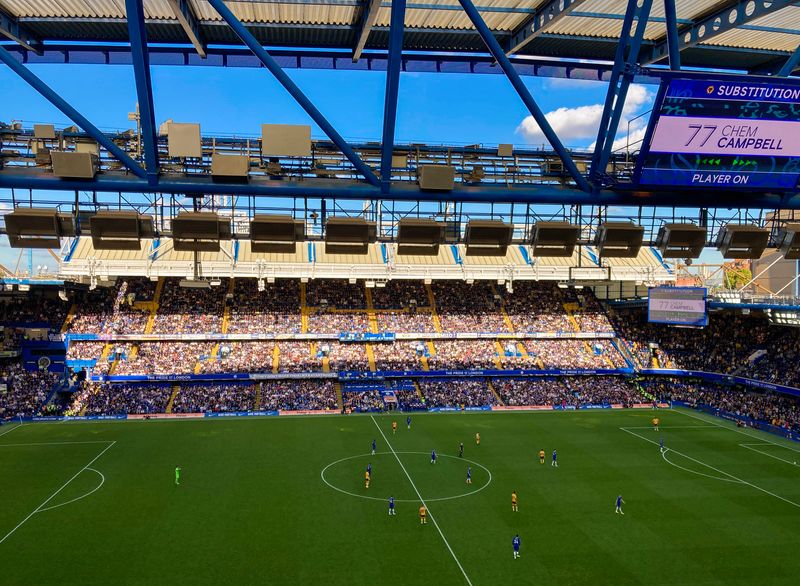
457,0,592,193
1,169,799,209
0,6,42,54
663,0,681,70
380,0,406,194
207,0,380,187
0,45,147,179
506,0,590,56
353,0,382,62
590,0,653,184
641,0,798,66
167,0,207,58
778,43,800,77
126,0,160,185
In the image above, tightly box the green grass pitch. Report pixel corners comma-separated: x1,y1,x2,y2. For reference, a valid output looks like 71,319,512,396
1,408,800,585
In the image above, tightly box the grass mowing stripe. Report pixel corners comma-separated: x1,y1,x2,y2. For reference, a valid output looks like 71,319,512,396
621,427,800,510
672,408,800,453
370,415,473,586
0,440,116,546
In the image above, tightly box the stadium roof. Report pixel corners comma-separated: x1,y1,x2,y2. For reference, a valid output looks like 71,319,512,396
1,0,799,75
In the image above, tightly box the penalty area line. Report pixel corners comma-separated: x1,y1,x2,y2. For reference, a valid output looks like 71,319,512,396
0,423,25,438
0,440,116,546
370,415,473,586
739,443,800,467
621,427,800,510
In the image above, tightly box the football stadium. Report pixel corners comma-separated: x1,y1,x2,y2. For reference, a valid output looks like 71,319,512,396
2,0,800,584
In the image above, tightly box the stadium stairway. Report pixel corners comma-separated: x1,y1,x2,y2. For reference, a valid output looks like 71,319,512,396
335,383,343,411
60,303,78,334
254,383,262,410
272,345,280,374
424,284,443,333
107,355,120,375
611,339,638,369
300,283,309,333
491,283,516,333
364,287,379,334
493,341,505,369
413,380,426,403
143,279,165,335
165,385,180,414
487,379,505,406
366,344,377,372
99,342,113,362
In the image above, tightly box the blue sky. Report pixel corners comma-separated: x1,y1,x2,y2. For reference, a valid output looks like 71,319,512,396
3,62,716,273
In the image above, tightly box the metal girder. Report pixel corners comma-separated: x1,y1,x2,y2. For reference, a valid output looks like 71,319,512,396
506,0,590,56
663,0,681,70
166,0,207,58
126,0,159,185
778,43,800,76
380,0,406,193
353,0,382,62
641,0,799,66
457,0,592,193
2,168,800,209
0,44,147,179
590,0,653,184
0,6,42,54
207,0,381,187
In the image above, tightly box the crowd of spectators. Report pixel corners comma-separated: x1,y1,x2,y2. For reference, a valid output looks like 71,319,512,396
307,311,370,334
653,379,800,432
66,341,106,362
114,342,213,375
372,281,430,310
307,280,365,309
342,389,384,412
67,279,154,335
433,282,508,333
0,364,61,419
171,383,256,413
278,342,320,372
428,340,498,370
394,387,426,410
493,378,571,406
418,378,498,407
526,340,614,369
81,383,171,415
373,342,424,371
375,311,436,333
0,296,68,329
503,282,572,333
326,343,369,371
227,279,301,334
200,342,275,374
567,376,641,406
261,380,337,411
151,279,227,334
568,288,615,332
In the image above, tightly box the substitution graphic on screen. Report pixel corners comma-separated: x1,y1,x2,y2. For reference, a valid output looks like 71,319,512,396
648,286,708,326
638,78,800,190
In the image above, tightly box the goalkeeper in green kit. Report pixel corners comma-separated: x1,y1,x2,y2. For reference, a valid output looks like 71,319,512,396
175,466,181,486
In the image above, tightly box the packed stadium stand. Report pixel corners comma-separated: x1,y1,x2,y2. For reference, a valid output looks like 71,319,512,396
2,277,800,437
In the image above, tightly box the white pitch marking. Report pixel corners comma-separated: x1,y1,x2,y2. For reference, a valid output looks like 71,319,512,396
0,441,116,546
0,423,24,438
371,416,473,586
37,468,106,512
621,427,800,510
320,451,492,503
739,443,800,467
672,408,800,454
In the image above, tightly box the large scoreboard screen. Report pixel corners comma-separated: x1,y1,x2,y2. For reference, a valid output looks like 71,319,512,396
648,287,708,327
637,77,800,190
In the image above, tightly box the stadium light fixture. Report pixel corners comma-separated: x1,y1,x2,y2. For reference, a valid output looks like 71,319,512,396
717,224,769,259
465,220,513,257
530,221,580,257
595,222,644,258
4,207,75,249
655,223,706,259
777,223,800,260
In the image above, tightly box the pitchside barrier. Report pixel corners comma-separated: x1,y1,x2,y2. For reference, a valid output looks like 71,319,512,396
639,369,800,398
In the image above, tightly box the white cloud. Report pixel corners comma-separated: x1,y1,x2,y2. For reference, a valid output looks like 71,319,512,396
516,83,653,149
